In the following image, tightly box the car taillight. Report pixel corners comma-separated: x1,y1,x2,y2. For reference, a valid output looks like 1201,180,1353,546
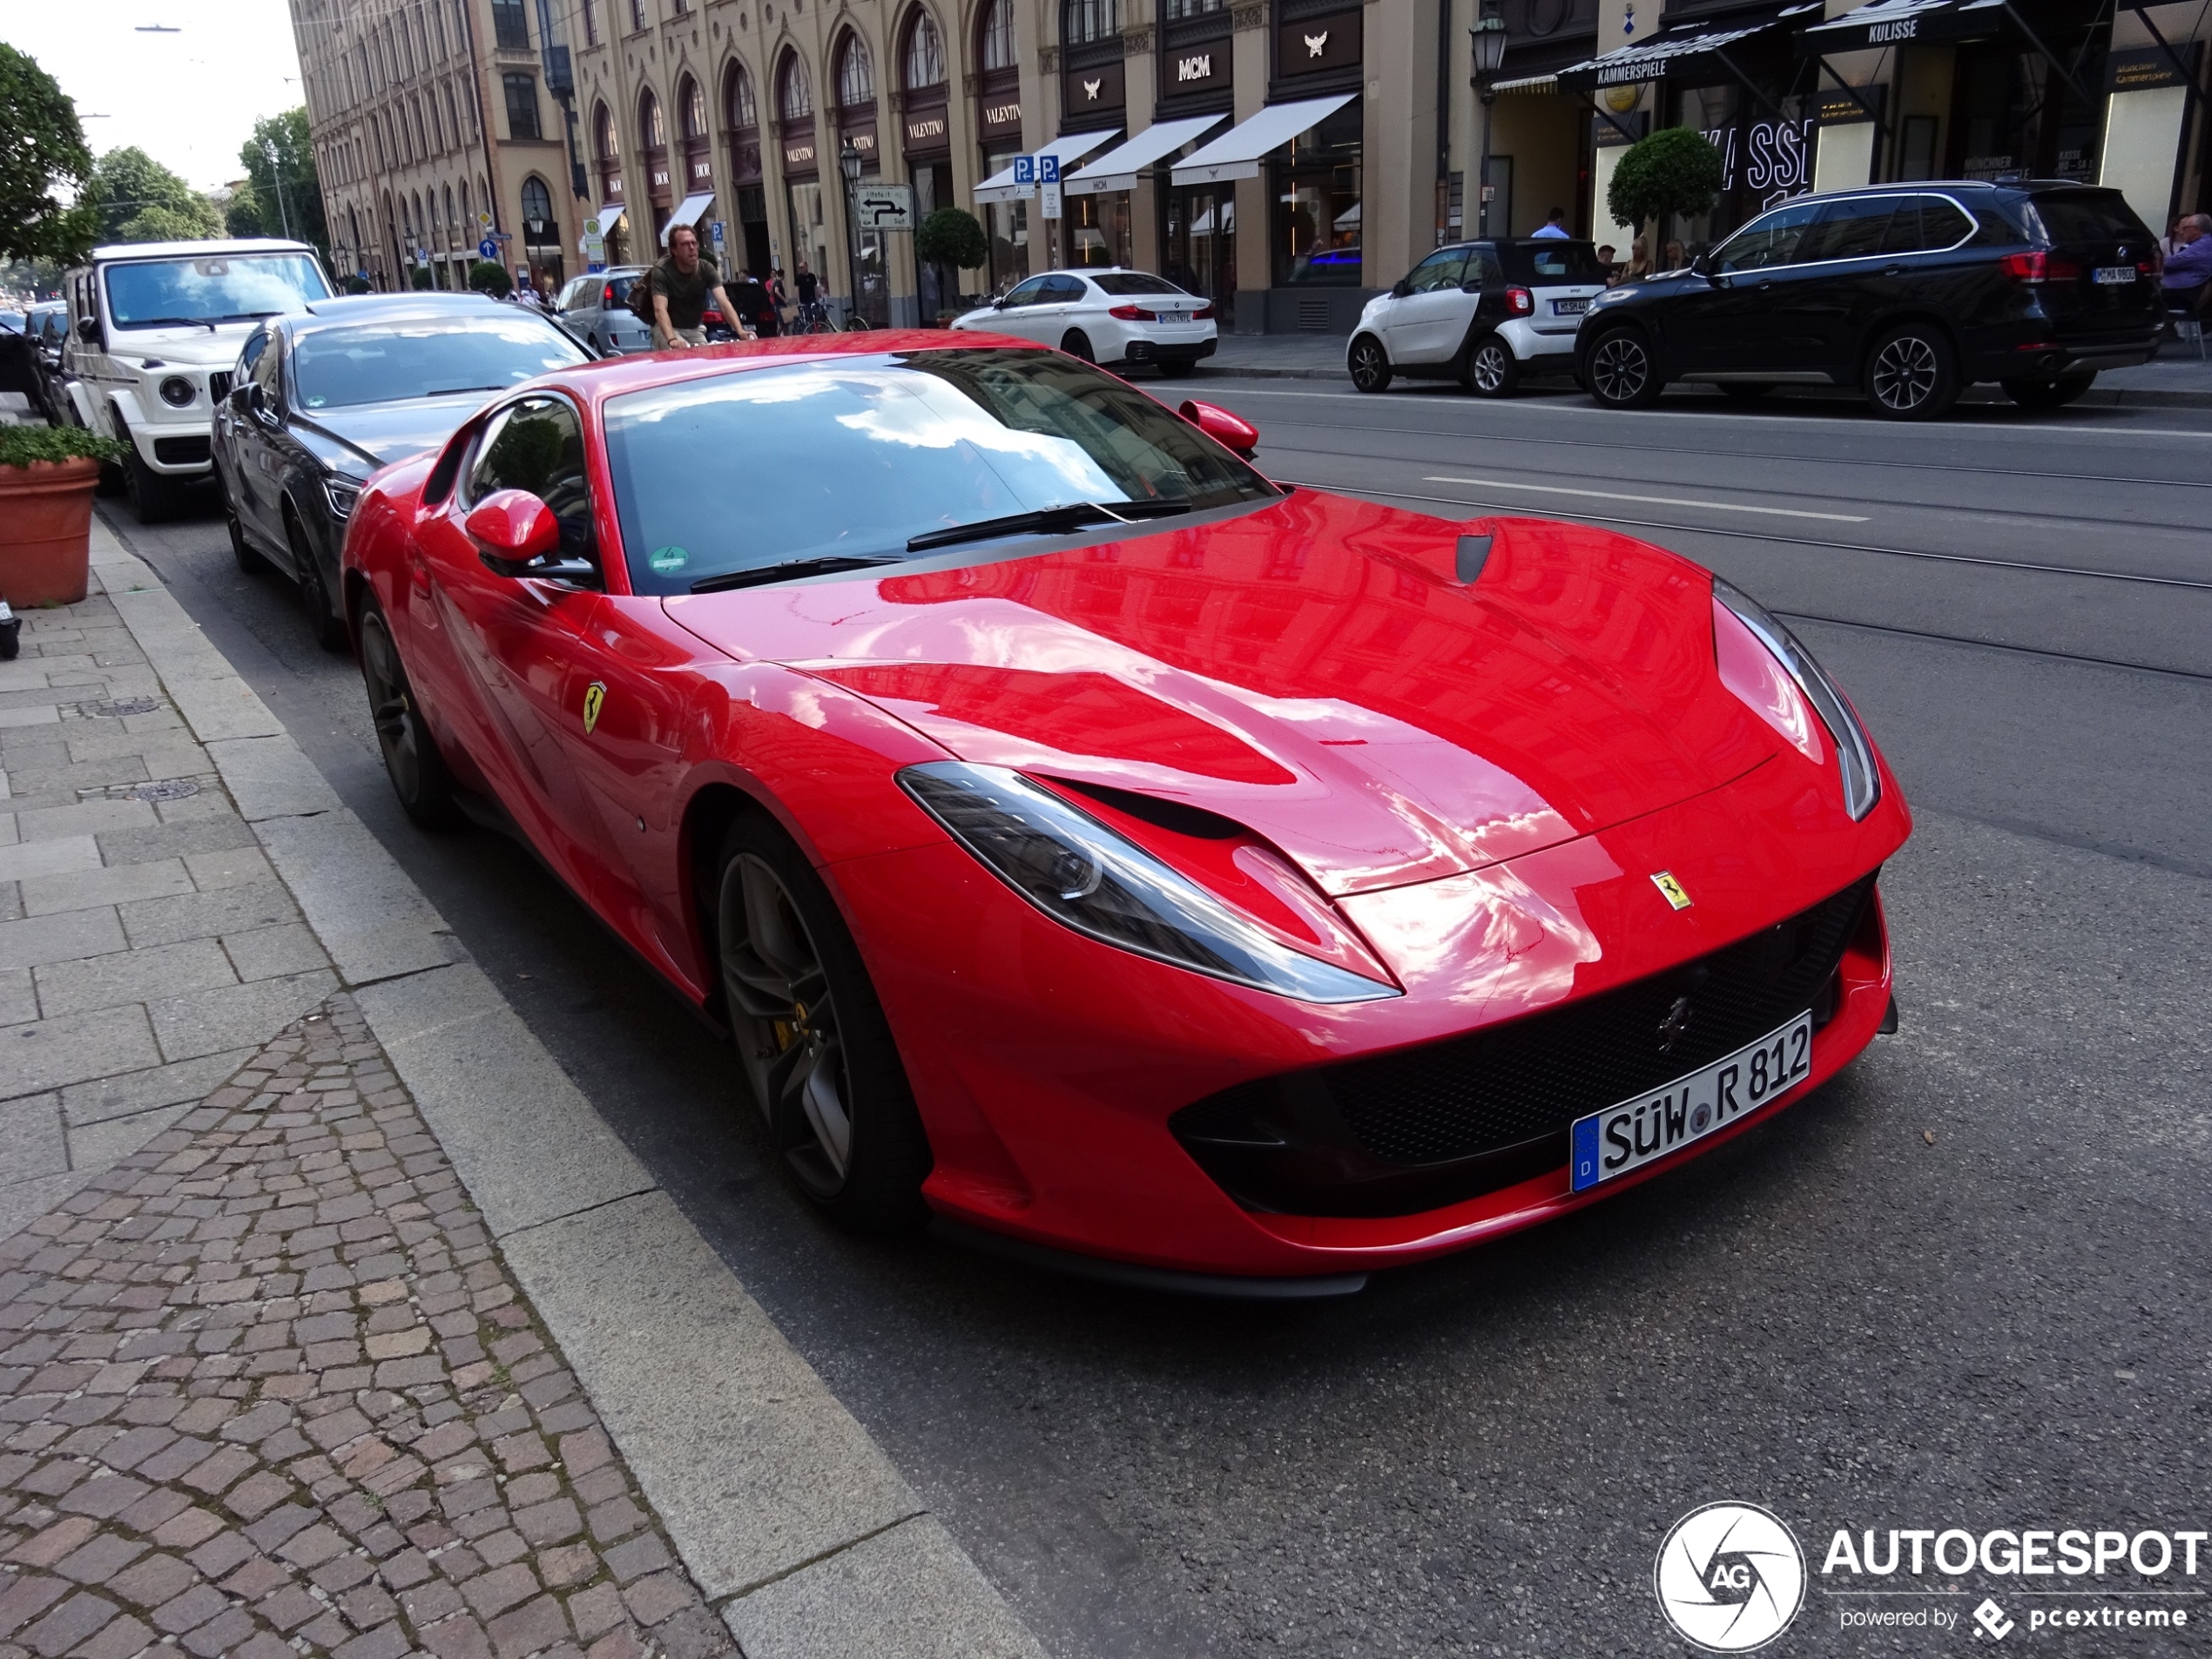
1506,287,1534,316
1109,303,1158,321
2000,251,2082,283
1193,302,1216,320
603,284,617,306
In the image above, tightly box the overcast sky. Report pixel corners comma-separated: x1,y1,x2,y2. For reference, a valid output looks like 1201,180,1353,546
3,0,307,193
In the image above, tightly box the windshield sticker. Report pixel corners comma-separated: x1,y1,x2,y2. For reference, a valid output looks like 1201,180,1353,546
649,546,689,575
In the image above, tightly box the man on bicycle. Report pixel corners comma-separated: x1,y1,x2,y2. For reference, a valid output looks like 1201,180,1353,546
649,226,752,350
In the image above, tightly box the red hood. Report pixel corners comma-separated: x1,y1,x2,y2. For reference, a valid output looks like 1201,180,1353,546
662,493,1782,895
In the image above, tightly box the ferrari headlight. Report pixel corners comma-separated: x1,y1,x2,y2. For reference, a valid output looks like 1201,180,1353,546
1713,578,1880,819
898,762,1397,1004
321,476,363,521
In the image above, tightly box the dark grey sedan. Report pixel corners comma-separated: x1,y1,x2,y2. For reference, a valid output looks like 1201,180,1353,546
212,295,590,648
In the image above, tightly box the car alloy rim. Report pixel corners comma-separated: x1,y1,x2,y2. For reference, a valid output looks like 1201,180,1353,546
1592,335,1647,401
1872,336,1938,409
361,618,423,799
1352,341,1385,388
719,853,854,1189
1474,344,1507,393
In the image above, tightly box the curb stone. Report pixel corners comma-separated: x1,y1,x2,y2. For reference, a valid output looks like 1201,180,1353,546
88,515,1050,1659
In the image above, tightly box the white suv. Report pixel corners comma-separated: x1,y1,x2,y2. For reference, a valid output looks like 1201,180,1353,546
1348,238,1610,396
952,267,1218,376
59,239,333,521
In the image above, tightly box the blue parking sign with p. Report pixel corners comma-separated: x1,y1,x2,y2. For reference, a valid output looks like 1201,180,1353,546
1013,155,1035,185
1039,155,1061,185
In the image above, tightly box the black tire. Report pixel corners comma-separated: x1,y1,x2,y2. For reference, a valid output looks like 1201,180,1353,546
714,813,932,1231
1157,359,1197,378
2000,368,2095,410
1060,329,1096,362
1718,382,1775,402
1347,334,1393,394
221,472,271,576
1864,322,1960,421
358,593,461,830
286,509,349,653
122,442,190,524
1467,336,1520,398
1584,327,1664,409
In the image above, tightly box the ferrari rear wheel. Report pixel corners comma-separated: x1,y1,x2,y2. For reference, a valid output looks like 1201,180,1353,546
358,595,460,829
715,817,930,1231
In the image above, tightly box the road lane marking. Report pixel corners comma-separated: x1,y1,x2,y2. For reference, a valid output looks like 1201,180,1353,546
1420,475,1871,522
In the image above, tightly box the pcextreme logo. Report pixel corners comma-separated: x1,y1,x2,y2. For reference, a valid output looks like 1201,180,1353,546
1655,1502,1808,1651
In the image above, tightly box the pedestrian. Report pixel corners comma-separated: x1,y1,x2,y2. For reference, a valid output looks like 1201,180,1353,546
648,224,751,350
794,260,819,314
1597,243,1617,280
1662,239,1688,273
1533,206,1570,239
731,266,777,338
2161,212,2212,315
1617,238,1653,284
767,266,789,328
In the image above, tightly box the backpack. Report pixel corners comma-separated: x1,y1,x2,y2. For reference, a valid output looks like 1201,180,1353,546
624,271,657,325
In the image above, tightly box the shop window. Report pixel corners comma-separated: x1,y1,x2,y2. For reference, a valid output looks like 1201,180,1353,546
1273,100,1362,286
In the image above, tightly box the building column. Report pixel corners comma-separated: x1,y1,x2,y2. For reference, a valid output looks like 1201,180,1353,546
1231,10,1270,334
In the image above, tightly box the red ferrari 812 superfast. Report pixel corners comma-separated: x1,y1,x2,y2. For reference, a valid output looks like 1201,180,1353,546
341,333,1909,1293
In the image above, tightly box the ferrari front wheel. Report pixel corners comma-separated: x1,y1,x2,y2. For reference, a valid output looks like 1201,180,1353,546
358,594,460,829
715,817,931,1231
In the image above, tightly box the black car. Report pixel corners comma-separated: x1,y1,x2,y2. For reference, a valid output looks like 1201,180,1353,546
214,295,590,648
1575,180,2164,420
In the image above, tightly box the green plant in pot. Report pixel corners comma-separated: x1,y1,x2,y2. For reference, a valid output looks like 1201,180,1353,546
0,426,130,607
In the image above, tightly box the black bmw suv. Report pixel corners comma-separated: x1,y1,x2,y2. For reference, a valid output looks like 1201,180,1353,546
1575,180,2164,420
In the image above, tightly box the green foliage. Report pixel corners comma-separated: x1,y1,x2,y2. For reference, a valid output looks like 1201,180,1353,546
87,147,221,244
914,206,988,271
235,109,327,264
411,268,435,290
225,192,266,239
468,260,513,297
1607,126,1725,239
0,424,127,469
343,273,374,294
0,44,97,265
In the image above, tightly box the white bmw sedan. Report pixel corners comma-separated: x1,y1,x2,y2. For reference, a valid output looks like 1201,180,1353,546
951,268,1218,376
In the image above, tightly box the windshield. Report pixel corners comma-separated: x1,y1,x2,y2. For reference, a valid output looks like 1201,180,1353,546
104,254,330,329
1091,273,1190,297
292,315,589,409
603,348,1276,595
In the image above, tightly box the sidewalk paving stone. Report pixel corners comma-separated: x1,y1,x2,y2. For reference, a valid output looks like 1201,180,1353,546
0,997,737,1659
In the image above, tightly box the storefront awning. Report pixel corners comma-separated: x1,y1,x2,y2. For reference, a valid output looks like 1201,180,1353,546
1488,73,1561,95
663,193,714,243
589,203,626,236
1064,114,1228,196
1794,0,2006,54
1170,94,1357,185
1556,7,1818,92
974,130,1120,204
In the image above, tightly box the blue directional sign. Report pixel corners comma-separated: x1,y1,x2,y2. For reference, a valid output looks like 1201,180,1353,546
1038,155,1061,185
478,238,498,260
1012,155,1035,186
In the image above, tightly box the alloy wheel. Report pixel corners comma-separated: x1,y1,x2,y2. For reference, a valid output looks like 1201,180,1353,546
1870,334,1939,412
1590,334,1651,405
720,853,854,1194
1348,337,1391,394
361,614,428,805
1471,341,1512,396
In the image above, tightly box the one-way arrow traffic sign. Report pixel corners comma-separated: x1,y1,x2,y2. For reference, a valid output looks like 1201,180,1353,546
854,184,914,231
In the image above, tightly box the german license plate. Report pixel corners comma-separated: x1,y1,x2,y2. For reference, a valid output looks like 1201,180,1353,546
1554,297,1591,315
2094,266,2136,285
1569,1012,1813,1192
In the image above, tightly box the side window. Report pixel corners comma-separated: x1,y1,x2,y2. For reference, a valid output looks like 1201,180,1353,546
1798,199,1895,264
1716,201,1824,273
237,327,271,381
1042,274,1088,302
1467,250,1506,287
1001,276,1049,307
1919,197,1973,250
467,396,598,563
1404,247,1468,293
250,331,284,403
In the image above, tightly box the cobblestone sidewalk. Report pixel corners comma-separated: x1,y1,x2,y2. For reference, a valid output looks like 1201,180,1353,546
0,995,735,1659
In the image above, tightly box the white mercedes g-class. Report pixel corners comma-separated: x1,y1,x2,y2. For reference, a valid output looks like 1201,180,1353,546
60,239,333,521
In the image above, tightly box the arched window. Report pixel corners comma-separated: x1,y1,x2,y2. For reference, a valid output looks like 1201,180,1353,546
522,175,554,225
979,0,1016,72
902,12,945,91
778,53,812,121
593,102,617,159
1062,0,1117,47
638,88,665,151
443,184,456,240
680,76,706,140
834,35,873,109
408,191,422,239
725,64,758,130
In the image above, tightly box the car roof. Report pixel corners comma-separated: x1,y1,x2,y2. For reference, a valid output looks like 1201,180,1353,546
300,293,509,317
507,330,1049,413
277,300,569,340
87,238,320,263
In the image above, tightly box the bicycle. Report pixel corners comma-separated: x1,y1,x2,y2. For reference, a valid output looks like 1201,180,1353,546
794,299,837,335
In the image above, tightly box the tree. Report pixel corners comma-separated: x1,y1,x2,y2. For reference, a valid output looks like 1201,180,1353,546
86,147,221,244
467,260,512,297
914,207,988,272
1607,126,1724,246
0,44,97,265
234,109,327,263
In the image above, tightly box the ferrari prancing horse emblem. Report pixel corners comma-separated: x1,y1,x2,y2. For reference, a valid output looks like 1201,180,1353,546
1649,871,1692,911
582,681,606,735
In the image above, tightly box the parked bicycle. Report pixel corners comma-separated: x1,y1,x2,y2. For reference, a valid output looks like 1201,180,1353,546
794,299,838,335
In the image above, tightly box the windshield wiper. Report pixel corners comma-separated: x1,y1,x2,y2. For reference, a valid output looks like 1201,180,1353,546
688,555,906,594
418,384,511,399
121,317,218,331
906,499,1194,553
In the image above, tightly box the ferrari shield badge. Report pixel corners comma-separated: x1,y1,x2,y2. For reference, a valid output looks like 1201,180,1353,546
582,682,606,735
1649,871,1693,911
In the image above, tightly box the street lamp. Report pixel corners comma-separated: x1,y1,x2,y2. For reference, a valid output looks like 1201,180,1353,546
1470,0,1508,238
838,138,866,329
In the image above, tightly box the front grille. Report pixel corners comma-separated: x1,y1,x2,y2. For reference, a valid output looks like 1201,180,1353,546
207,371,233,401
1171,875,1877,1217
152,435,212,467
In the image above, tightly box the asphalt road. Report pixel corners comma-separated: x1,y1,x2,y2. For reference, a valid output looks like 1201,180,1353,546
108,378,2212,1657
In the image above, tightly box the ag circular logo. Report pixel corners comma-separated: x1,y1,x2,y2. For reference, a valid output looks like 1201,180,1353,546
1654,1502,1805,1652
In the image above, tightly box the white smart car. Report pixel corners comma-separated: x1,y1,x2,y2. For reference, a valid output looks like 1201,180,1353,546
1348,237,1610,396
953,267,1218,376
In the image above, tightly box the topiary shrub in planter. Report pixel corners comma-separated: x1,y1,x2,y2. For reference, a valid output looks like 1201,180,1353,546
0,425,130,607
1607,126,1725,250
915,207,989,273
467,260,514,298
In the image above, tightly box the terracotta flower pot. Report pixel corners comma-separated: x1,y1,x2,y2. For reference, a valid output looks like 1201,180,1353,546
0,457,101,607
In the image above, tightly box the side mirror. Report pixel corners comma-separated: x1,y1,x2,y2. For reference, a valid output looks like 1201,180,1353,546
76,316,100,344
465,489,593,581
246,382,277,423
1692,253,1719,280
1179,398,1259,460
1391,279,1414,299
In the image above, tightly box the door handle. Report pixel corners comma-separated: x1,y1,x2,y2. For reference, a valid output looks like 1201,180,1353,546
1758,280,1774,292
1884,266,1904,276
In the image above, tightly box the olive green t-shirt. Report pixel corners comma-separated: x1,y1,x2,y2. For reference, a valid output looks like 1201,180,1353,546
647,253,719,329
